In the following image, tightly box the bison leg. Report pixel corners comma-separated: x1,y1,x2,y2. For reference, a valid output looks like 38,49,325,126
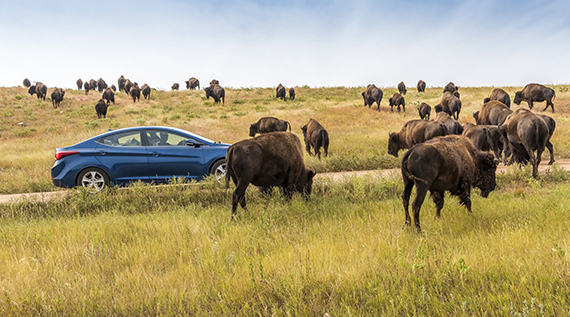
231,182,249,219
411,182,430,232
546,140,555,165
527,101,534,110
306,143,313,156
458,191,472,213
430,191,445,219
401,179,415,228
544,101,554,112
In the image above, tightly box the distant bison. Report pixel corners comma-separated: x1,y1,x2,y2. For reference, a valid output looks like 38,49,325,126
443,82,458,94
51,88,65,108
76,79,83,90
84,81,90,95
130,86,141,103
389,93,405,112
301,119,329,159
225,132,316,218
249,117,291,137
435,112,463,135
118,75,126,92
418,102,431,120
276,83,286,100
34,82,48,101
361,84,383,111
289,87,296,100
513,83,556,112
387,119,447,157
89,79,97,91
97,78,107,93
205,84,225,104
141,84,151,100
398,81,407,95
401,135,498,232
417,80,426,92
185,77,200,90
102,88,115,105
172,83,180,91
110,85,116,92
23,78,31,88
484,88,510,108
438,90,462,120
476,100,512,125
95,99,108,119
210,79,219,86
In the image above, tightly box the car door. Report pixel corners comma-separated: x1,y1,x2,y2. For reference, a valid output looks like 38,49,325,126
94,130,149,185
145,129,205,183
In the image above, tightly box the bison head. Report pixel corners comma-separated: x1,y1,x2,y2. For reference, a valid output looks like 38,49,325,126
475,152,498,198
249,124,257,137
28,85,36,95
204,86,212,99
434,104,443,113
387,132,401,157
513,91,522,105
483,97,490,103
293,169,316,197
472,111,479,122
301,124,308,139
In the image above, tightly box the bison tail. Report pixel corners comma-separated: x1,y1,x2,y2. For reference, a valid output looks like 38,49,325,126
401,150,428,184
225,148,233,189
286,121,291,132
321,129,329,150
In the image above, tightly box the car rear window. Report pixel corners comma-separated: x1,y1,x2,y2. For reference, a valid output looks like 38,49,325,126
97,131,142,147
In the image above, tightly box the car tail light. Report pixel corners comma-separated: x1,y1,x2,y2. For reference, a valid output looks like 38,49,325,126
55,150,79,160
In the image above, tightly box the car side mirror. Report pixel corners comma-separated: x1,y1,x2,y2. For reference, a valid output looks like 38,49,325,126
186,141,202,147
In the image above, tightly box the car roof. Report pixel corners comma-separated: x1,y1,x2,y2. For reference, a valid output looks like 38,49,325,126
85,126,217,145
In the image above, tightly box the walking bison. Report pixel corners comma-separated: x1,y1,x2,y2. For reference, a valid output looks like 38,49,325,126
361,84,383,111
417,80,426,92
484,88,510,108
418,102,431,120
398,82,407,95
301,119,329,159
513,83,556,112
389,93,405,112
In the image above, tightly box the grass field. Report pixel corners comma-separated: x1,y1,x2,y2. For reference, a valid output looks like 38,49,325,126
1,84,570,314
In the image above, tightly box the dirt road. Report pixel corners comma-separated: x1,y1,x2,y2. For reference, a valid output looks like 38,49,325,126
2,159,569,204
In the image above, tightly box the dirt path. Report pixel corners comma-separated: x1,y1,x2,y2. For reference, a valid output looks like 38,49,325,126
2,159,570,204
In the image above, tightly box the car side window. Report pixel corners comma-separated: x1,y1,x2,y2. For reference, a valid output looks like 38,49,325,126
146,131,192,147
98,131,142,147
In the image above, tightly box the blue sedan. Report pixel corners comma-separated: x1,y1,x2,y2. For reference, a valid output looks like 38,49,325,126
51,126,230,193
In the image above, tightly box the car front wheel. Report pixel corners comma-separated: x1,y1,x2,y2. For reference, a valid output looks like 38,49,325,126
209,159,226,184
77,168,110,193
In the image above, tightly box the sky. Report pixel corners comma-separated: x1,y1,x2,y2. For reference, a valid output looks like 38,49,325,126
1,0,569,90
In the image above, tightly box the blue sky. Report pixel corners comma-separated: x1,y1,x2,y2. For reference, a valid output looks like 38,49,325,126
1,0,569,89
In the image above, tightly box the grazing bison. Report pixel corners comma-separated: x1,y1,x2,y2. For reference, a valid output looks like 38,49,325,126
172,83,180,91
499,108,549,178
401,135,498,232
249,117,291,137
418,102,431,120
301,119,329,159
118,75,126,92
289,87,296,100
476,100,512,125
34,82,48,101
387,119,447,157
484,88,510,108
225,132,316,218
276,83,286,100
389,93,406,112
130,86,141,103
439,91,462,120
361,84,383,111
95,99,108,119
141,84,151,100
513,83,556,112
435,112,463,135
398,81,407,95
51,88,65,108
462,122,503,160
23,78,31,88
443,82,458,94
102,87,115,105
185,77,200,90
89,79,97,91
84,81,90,95
28,85,36,96
417,79,426,92
205,84,225,104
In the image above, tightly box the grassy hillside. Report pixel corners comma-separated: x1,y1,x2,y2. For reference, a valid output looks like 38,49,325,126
1,84,569,194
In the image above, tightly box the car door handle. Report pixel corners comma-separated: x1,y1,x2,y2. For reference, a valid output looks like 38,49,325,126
150,152,160,157
98,151,107,156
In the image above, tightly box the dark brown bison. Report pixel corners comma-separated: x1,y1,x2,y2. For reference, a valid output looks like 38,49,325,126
476,100,512,125
301,119,329,159
185,77,200,90
499,108,549,178
506,114,556,166
276,83,286,100
418,102,431,120
361,84,383,111
462,122,503,160
225,132,316,218
387,119,447,157
34,82,47,101
50,88,65,108
28,85,36,96
102,88,115,105
389,93,405,112
398,81,407,95
417,79,426,92
84,81,90,95
130,86,141,103
205,84,225,104
95,99,108,119
110,85,116,92
513,83,556,112
210,79,219,86
435,112,463,135
23,78,31,88
249,117,291,137
124,80,133,94
89,79,97,91
438,91,462,120
76,79,83,90
97,78,107,93
289,87,295,100
484,88,510,108
443,82,458,94
141,84,151,100
172,83,180,91
118,75,126,92
401,135,498,232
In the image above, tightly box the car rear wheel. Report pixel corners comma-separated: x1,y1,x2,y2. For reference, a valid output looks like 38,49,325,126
210,159,226,184
77,168,109,193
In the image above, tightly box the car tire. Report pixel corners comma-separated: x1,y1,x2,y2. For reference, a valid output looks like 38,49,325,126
209,159,226,184
77,168,110,193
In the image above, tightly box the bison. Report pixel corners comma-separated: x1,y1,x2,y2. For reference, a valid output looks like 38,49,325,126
34,82,47,101
513,83,556,112
130,86,141,103
438,91,462,120
185,77,200,90
484,88,510,108
51,88,65,108
435,112,463,135
172,83,180,91
210,79,219,86
276,83,286,100
141,84,151,100
102,88,115,105
28,85,36,96
476,100,512,125
417,79,426,92
249,117,291,137
76,79,83,90
361,84,383,111
97,78,107,93
398,81,407,95
443,82,458,94
95,99,108,119
401,135,498,232
301,119,329,159
225,132,316,218
118,75,126,92
387,119,447,157
23,78,31,88
418,102,431,120
389,93,405,112
89,79,97,91
462,122,503,160
84,81,90,95
124,80,134,94
289,87,296,100
110,84,117,92
205,84,225,104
